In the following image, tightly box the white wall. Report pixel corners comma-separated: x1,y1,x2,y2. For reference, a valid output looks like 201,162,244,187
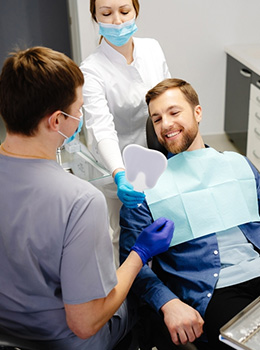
73,0,99,63
74,0,260,135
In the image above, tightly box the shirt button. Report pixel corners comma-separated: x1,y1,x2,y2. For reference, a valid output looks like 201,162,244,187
207,293,212,298
214,273,218,277
213,250,219,255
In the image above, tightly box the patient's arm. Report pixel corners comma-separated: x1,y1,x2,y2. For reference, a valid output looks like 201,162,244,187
120,201,177,311
120,201,204,346
161,298,204,345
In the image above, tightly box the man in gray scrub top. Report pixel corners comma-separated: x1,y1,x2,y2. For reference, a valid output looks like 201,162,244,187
0,46,174,350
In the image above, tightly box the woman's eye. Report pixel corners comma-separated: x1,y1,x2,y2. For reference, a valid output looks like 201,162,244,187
102,12,111,17
121,11,129,15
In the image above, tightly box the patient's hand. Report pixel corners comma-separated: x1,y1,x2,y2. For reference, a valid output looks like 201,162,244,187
161,299,204,345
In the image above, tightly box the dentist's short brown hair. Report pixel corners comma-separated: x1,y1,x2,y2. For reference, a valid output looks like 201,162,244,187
0,46,84,136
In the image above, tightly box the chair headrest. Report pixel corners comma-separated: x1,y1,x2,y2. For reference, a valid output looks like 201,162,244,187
146,117,168,157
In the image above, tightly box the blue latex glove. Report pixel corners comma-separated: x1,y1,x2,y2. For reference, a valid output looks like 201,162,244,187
114,171,145,208
131,217,174,265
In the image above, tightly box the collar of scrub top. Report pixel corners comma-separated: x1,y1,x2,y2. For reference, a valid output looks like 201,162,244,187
100,36,138,66
167,144,210,159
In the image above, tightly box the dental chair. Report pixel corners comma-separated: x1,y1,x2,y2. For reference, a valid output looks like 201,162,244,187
0,333,44,350
146,117,168,156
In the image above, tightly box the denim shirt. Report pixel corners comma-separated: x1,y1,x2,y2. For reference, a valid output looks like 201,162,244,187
119,158,260,318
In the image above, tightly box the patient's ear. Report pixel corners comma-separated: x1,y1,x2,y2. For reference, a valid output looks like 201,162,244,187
194,105,202,123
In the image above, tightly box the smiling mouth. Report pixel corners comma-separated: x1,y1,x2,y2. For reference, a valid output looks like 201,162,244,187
165,130,181,138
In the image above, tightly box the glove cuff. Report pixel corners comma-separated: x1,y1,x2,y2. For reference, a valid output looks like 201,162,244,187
131,245,151,265
114,171,125,185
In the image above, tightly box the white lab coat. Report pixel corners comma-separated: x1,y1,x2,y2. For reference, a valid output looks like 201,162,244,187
80,37,171,172
80,37,170,267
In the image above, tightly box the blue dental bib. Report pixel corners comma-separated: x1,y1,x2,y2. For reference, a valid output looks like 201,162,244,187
145,148,260,247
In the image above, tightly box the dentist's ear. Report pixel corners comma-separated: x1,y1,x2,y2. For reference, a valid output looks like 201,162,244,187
48,111,62,131
194,105,202,123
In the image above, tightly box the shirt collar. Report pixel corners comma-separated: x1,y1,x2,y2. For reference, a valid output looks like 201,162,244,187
100,37,137,66
167,144,210,159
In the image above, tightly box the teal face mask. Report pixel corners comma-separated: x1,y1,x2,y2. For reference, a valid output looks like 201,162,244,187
98,17,137,47
58,109,83,145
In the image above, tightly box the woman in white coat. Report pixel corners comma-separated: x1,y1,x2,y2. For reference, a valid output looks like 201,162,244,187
80,0,170,267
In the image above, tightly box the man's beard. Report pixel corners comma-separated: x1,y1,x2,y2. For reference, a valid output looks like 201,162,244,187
159,127,198,154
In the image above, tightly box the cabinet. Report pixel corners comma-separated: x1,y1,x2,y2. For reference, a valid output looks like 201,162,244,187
246,73,260,170
224,55,252,155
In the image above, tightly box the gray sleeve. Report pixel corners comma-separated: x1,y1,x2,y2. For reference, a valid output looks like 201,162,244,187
61,190,117,304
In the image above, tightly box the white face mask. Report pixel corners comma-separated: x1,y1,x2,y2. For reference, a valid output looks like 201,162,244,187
98,17,138,46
